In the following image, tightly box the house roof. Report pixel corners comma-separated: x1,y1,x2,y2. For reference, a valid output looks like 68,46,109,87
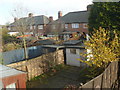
0,65,26,78
57,11,89,23
10,15,50,26
42,45,65,49
63,40,83,45
34,39,56,45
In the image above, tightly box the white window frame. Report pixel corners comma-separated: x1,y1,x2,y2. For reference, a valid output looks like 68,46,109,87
72,23,79,29
83,23,88,29
6,83,16,90
8,27,11,30
33,25,36,29
30,25,33,30
65,24,68,29
38,25,43,29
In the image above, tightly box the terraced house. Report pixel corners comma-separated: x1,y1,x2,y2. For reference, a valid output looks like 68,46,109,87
46,5,92,41
8,13,50,36
8,4,92,38
61,5,92,34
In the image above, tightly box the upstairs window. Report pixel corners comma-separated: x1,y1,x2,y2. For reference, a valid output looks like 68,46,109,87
33,25,36,29
83,23,88,29
65,24,68,29
38,25,43,29
30,25,33,30
8,27,11,30
72,23,79,28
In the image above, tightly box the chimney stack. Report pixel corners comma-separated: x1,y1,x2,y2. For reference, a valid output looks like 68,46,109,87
58,11,62,18
87,5,93,11
49,16,53,22
28,13,33,17
14,17,18,22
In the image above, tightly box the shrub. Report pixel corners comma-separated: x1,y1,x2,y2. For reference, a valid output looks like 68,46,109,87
79,27,119,69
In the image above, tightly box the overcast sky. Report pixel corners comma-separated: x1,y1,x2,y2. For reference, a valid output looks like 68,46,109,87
0,0,93,25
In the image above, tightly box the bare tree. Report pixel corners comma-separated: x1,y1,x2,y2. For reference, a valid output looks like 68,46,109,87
10,6,34,60
46,20,65,41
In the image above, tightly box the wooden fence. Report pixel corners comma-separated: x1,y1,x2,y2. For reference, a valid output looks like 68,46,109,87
7,50,64,80
80,61,120,89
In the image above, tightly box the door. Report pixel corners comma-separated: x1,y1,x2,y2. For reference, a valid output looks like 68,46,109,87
66,48,80,67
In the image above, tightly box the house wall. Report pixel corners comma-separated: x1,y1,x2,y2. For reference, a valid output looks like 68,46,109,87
9,24,47,36
66,48,86,67
2,73,26,89
37,24,47,36
65,23,88,34
61,32,80,41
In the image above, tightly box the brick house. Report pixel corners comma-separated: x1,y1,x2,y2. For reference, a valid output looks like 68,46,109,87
47,5,92,40
8,4,92,38
58,5,92,34
58,11,89,34
8,13,50,36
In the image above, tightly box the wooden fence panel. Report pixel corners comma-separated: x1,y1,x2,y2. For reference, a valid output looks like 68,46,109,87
94,74,103,89
80,61,119,89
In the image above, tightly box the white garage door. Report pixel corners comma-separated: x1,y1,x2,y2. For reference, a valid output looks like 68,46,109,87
66,48,80,67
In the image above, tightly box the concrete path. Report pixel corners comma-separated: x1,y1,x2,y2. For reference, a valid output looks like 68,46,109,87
27,66,85,88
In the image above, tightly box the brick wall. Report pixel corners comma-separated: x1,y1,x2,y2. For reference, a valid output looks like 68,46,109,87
2,73,26,88
65,23,88,34
7,50,64,80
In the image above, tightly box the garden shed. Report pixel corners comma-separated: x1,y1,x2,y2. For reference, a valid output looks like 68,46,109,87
0,65,26,89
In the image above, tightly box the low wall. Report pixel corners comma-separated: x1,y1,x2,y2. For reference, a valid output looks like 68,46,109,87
2,45,56,65
80,61,119,89
7,50,64,80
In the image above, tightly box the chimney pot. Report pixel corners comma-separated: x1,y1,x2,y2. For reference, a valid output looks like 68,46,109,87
49,16,53,22
58,11,62,18
87,4,93,11
28,13,33,17
14,17,18,22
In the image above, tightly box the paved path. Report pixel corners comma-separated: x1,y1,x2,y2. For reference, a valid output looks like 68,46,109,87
27,66,85,88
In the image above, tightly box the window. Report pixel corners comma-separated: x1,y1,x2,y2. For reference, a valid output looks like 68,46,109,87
33,25,36,29
12,26,15,31
65,24,68,29
72,23,79,28
38,25,43,29
70,49,76,54
30,25,33,29
8,27,11,30
6,83,16,90
83,23,88,29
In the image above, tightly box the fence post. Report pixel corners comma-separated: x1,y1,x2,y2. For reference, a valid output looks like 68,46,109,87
118,61,120,89
100,74,104,89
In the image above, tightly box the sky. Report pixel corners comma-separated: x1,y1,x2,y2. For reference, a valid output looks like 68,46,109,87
0,0,93,25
